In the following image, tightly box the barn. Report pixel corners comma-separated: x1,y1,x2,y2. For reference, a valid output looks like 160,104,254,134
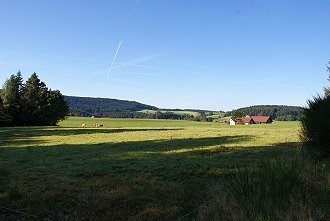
229,116,272,125
242,117,255,125
251,116,273,124
230,117,255,125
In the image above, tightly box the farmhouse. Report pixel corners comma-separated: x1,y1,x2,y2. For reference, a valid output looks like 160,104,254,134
251,116,273,124
229,118,238,125
242,117,255,125
230,117,255,125
229,116,272,125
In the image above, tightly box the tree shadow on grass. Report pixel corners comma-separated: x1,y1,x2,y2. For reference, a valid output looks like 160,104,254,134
0,128,302,170
110,135,252,153
0,126,304,220
0,137,303,221
0,127,182,136
0,127,183,147
1,136,301,176
188,141,302,158
0,132,300,163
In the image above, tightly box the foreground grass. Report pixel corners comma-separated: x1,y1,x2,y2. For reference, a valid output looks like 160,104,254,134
0,117,327,220
222,157,329,220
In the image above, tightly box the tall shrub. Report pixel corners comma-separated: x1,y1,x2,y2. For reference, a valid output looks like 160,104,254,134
300,95,330,159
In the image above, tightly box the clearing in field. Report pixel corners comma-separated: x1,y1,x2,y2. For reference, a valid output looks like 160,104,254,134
0,117,302,220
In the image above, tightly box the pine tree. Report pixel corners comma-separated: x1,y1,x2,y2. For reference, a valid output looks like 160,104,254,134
1,71,24,125
44,90,69,125
22,73,49,125
1,71,68,126
22,73,69,126
0,97,12,126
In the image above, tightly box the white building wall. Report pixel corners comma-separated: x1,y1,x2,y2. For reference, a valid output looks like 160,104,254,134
229,119,236,125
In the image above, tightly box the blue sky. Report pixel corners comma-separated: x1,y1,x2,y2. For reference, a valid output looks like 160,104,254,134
1,0,330,111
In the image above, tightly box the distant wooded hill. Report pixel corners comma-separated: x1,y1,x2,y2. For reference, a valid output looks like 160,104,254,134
64,96,158,118
65,96,303,121
64,96,218,121
226,105,303,121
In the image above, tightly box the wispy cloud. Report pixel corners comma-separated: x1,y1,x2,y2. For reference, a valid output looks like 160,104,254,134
1,49,165,71
87,69,107,76
58,53,166,79
115,62,150,68
39,54,110,64
0,49,112,64
119,71,178,78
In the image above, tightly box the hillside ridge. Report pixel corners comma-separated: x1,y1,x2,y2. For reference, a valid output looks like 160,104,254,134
64,95,158,117
64,95,303,121
227,105,303,121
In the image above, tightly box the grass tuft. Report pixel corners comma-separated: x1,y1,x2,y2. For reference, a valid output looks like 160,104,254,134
225,155,329,220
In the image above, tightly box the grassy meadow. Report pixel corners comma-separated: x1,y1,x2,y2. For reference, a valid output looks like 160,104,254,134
0,117,328,220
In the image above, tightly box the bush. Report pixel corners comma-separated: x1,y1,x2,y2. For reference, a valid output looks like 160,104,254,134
300,95,330,159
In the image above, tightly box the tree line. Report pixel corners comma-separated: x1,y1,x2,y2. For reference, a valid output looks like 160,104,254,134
64,95,158,117
65,96,215,121
226,105,303,121
69,109,213,122
0,72,68,126
139,111,213,122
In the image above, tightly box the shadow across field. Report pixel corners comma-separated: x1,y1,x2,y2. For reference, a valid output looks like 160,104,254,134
0,127,182,147
109,135,252,153
0,127,302,179
0,132,303,220
0,127,182,137
0,133,300,171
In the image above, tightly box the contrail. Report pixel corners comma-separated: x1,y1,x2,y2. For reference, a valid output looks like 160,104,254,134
113,53,165,70
132,0,140,15
107,41,122,80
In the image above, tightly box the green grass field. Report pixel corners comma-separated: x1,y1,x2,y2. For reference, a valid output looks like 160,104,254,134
0,117,327,220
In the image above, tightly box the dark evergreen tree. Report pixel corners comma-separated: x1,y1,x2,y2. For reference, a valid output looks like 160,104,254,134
22,73,68,126
1,71,24,124
1,72,68,126
22,73,49,125
44,90,69,125
0,97,12,126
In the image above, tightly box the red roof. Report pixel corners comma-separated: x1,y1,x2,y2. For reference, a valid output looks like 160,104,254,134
242,117,254,124
251,116,272,123
233,117,242,121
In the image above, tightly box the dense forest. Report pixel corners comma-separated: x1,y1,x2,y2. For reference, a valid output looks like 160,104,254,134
64,96,158,117
226,105,303,121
